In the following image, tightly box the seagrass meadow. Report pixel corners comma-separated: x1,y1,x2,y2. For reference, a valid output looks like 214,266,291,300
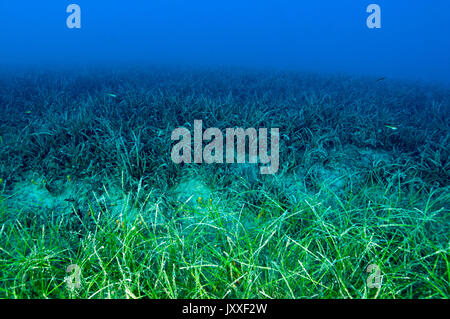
0,67,448,298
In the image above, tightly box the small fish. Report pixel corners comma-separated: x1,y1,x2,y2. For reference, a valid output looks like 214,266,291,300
25,110,32,114
376,77,386,82
106,93,117,98
384,124,398,130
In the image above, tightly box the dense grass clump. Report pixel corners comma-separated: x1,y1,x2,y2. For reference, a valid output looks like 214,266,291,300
0,68,448,298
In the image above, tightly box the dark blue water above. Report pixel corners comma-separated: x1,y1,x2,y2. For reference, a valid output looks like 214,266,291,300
1,1,449,85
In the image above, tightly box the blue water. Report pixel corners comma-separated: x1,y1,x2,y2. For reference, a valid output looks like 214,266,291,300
1,0,449,85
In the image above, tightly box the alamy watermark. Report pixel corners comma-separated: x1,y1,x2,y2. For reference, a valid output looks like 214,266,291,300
367,4,381,29
366,264,383,289
65,264,81,289
66,4,81,29
171,120,279,174
66,4,381,30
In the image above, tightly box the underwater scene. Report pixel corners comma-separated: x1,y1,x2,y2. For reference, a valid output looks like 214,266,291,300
0,1,449,300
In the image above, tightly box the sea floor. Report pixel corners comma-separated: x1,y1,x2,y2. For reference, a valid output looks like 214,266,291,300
0,68,448,298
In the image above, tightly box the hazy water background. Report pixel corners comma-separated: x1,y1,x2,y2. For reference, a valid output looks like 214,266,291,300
0,0,449,85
